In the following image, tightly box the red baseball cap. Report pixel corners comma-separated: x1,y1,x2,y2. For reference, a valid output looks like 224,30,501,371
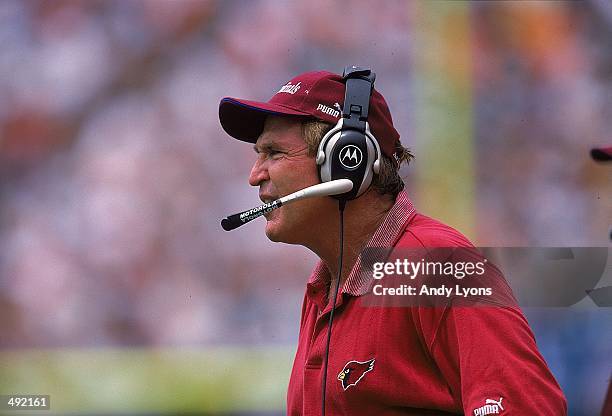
218,70,401,157
591,146,612,162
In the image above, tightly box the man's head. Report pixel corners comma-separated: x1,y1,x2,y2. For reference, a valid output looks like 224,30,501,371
219,70,413,244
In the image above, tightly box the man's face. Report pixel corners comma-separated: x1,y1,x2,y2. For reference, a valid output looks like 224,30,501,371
250,116,331,244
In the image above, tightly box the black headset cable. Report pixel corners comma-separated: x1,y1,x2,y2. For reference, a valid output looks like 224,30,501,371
321,199,346,416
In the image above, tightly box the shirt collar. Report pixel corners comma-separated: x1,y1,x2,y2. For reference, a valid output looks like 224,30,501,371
307,191,416,297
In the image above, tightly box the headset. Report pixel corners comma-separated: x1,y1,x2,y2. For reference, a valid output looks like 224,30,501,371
316,66,381,201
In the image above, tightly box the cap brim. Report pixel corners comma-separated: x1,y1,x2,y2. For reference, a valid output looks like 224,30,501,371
219,97,312,143
591,146,612,162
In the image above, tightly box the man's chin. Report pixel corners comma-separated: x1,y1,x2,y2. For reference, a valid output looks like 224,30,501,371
264,219,296,244
264,221,285,243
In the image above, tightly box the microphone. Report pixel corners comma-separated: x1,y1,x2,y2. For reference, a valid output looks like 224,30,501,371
221,179,353,231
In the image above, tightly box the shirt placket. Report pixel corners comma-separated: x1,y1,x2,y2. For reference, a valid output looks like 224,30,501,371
303,282,348,415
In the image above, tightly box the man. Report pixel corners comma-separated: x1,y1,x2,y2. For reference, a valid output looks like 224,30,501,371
219,70,566,415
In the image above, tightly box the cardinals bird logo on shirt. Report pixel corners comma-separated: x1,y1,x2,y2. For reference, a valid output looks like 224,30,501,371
337,358,375,390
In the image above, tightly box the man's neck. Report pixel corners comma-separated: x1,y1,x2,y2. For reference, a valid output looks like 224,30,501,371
305,190,395,306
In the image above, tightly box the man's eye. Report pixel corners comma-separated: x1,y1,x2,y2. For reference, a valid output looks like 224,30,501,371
254,147,285,160
267,150,284,158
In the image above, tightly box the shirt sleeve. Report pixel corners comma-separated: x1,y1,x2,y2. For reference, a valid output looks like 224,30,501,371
427,305,567,415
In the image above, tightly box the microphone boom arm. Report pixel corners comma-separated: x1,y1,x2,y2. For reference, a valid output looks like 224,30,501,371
221,179,353,231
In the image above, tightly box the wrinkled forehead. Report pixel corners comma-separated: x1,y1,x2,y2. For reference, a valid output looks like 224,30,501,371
256,115,306,147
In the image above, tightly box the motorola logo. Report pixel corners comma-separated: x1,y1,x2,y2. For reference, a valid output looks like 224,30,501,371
339,145,363,170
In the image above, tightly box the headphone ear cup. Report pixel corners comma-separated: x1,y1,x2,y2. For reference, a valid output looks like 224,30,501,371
316,120,382,200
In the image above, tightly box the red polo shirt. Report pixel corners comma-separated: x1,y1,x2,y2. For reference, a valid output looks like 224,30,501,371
287,192,566,415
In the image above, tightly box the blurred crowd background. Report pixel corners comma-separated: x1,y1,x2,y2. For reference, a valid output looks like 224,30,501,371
0,1,610,415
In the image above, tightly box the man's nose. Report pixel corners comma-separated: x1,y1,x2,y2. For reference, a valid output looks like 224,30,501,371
249,157,269,187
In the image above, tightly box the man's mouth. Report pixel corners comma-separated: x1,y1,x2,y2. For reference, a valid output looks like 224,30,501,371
259,194,279,220
259,194,279,204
